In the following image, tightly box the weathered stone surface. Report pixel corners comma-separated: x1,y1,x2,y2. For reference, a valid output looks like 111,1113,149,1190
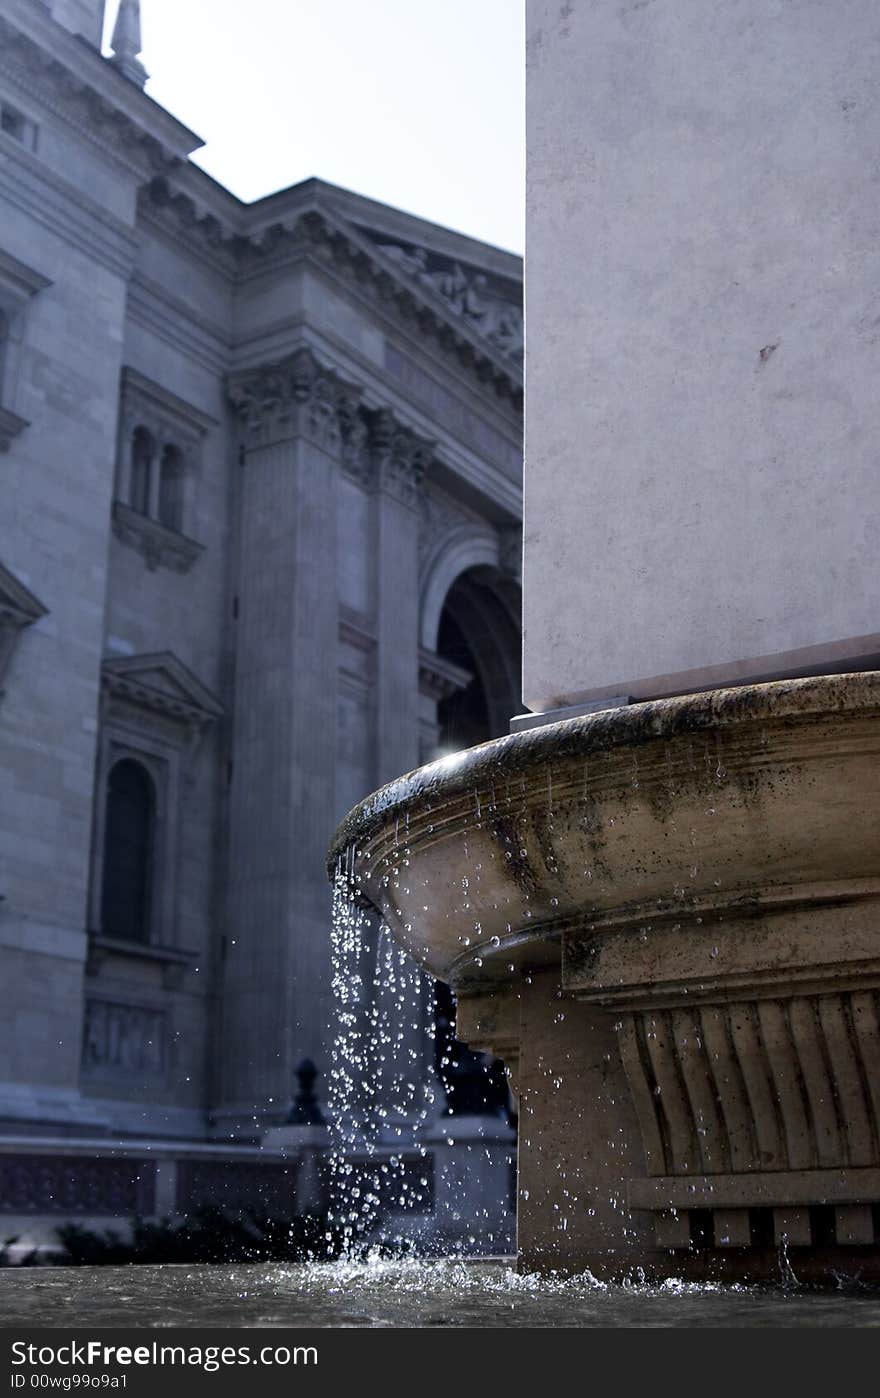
0,0,522,1234
331,673,880,1278
524,0,880,711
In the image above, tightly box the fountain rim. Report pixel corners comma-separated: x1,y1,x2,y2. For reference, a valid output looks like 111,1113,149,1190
327,670,880,879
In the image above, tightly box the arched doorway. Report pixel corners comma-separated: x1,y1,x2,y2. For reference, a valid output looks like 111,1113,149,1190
430,565,520,1119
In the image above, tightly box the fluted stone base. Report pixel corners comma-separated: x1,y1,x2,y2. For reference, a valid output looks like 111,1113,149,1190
331,674,880,1280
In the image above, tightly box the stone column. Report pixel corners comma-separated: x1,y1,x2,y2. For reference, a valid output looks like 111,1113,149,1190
220,349,353,1132
368,411,440,1141
369,409,427,788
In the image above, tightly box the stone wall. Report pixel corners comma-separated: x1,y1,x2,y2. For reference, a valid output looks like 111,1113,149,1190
0,0,522,1162
525,0,880,710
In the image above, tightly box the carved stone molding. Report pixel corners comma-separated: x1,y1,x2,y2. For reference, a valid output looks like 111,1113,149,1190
367,407,433,510
0,15,194,176
227,346,358,454
112,501,204,573
119,367,217,447
140,177,522,407
418,647,473,704
82,998,166,1076
0,559,47,696
114,370,213,559
613,986,880,1251
372,237,523,361
338,386,371,487
86,935,198,990
101,651,223,741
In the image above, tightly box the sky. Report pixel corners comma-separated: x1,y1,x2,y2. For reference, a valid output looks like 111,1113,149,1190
103,0,525,255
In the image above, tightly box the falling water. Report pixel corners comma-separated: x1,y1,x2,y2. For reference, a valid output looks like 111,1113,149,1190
329,861,437,1257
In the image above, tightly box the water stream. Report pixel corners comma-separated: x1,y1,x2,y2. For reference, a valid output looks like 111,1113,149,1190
329,868,437,1254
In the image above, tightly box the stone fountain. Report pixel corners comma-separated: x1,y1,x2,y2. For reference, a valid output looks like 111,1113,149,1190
330,673,880,1280
329,0,880,1282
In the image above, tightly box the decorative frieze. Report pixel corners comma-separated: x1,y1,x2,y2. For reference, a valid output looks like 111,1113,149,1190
82,999,166,1076
373,238,523,360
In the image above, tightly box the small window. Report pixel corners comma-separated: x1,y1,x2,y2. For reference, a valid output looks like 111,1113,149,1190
158,444,185,532
129,426,154,516
100,759,155,943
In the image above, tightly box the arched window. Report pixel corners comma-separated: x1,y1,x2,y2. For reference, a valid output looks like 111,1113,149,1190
158,444,185,532
129,426,154,516
100,759,155,942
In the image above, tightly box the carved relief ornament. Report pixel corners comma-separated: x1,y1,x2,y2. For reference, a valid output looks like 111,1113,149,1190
227,348,358,454
367,407,433,510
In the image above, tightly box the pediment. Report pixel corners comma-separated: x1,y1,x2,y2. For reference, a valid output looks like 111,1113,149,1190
0,560,48,629
356,231,523,363
316,182,523,364
102,651,223,728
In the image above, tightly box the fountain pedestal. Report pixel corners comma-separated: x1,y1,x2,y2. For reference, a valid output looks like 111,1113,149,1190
331,674,880,1280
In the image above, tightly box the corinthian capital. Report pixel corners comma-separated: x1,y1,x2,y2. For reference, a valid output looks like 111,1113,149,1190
227,348,360,454
367,408,433,509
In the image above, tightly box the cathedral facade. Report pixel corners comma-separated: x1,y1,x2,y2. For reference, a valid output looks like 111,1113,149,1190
0,0,521,1234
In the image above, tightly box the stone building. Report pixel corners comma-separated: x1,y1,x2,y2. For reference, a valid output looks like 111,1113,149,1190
0,0,521,1238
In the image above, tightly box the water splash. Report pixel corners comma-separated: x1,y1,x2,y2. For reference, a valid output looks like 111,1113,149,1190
329,862,437,1257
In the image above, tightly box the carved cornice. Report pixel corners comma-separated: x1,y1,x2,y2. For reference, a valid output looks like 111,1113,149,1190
120,367,217,443
0,15,193,177
140,178,522,408
101,651,223,737
137,176,243,276
227,346,357,453
0,247,52,309
367,407,433,510
418,648,473,704
112,502,204,574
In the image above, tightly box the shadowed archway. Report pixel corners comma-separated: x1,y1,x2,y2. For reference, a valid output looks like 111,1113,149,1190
430,565,521,1118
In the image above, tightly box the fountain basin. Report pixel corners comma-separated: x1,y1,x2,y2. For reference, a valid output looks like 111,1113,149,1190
329,674,880,1280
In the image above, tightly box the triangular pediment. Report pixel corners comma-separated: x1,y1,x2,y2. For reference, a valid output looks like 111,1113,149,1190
315,183,523,366
0,560,48,629
102,651,223,726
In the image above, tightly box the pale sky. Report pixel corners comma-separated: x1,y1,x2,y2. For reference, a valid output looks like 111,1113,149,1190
103,0,525,255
